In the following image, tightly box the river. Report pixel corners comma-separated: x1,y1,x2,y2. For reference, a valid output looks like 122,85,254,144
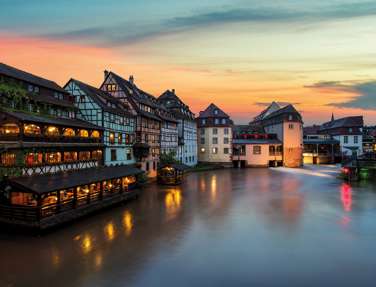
1,165,376,287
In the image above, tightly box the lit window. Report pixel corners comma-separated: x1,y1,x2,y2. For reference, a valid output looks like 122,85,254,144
91,130,100,138
0,152,16,166
63,128,75,137
92,150,102,160
79,151,91,161
45,152,61,164
45,126,59,136
109,132,115,144
79,129,89,137
200,148,206,153
118,133,123,144
0,123,20,135
212,147,218,154
24,124,41,135
64,152,78,162
25,153,43,166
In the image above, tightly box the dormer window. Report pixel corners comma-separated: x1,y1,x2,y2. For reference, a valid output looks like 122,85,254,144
214,109,219,115
107,84,117,92
28,84,39,93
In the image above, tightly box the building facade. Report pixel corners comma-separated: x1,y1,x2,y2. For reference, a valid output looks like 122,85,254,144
197,103,232,164
65,79,136,166
251,102,303,167
100,72,161,177
319,116,364,157
158,89,197,166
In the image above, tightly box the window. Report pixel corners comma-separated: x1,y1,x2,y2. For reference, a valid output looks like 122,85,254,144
344,136,348,144
224,148,229,154
24,124,41,136
200,129,205,135
269,146,276,156
222,119,226,124
107,84,117,91
91,130,100,138
224,128,229,135
200,148,206,153
349,128,353,133
126,149,132,160
354,136,358,144
212,147,218,154
288,115,293,121
200,138,205,144
213,128,218,135
64,152,78,162
11,192,37,206
201,119,206,125
118,133,123,144
79,151,91,161
63,128,75,137
79,129,89,137
0,152,16,166
45,126,59,136
92,150,103,160
214,118,219,125
212,137,218,144
0,123,19,135
288,124,294,129
224,137,229,144
253,146,261,155
214,109,218,115
146,161,150,171
111,149,117,161
109,132,115,144
45,152,61,164
153,161,156,170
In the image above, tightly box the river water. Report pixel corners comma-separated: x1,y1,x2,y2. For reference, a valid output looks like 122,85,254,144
1,165,376,287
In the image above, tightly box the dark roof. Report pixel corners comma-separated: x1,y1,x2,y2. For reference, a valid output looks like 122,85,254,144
303,139,340,145
233,124,265,135
198,103,229,119
8,165,143,194
67,79,133,117
158,90,195,120
303,125,321,135
233,138,281,144
320,116,363,131
0,63,67,94
1,110,103,130
263,104,301,121
31,93,74,109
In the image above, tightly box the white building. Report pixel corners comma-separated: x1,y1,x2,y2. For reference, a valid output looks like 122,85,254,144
319,116,364,157
65,79,136,166
158,90,198,166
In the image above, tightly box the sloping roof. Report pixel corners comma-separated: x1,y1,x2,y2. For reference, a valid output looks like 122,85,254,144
198,103,229,118
68,79,133,117
158,90,195,120
254,101,281,121
1,110,103,130
303,125,321,135
233,138,281,144
263,104,301,121
0,63,67,94
8,165,143,194
320,116,363,131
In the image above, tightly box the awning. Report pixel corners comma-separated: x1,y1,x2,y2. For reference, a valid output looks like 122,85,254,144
159,163,190,171
8,165,143,194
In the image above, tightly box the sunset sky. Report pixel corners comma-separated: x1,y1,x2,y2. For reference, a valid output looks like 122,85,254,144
1,0,376,124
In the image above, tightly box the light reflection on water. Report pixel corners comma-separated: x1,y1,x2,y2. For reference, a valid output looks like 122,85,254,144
1,166,376,287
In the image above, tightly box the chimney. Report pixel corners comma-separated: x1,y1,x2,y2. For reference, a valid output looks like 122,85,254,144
171,89,175,94
129,75,134,84
104,70,109,79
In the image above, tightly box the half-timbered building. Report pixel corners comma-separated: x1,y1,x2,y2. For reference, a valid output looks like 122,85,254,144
0,63,143,229
64,79,136,166
100,72,161,177
158,89,197,166
158,106,179,156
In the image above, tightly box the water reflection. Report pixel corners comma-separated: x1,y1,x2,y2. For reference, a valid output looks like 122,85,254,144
81,234,93,255
123,211,133,236
341,183,352,212
165,187,182,220
210,175,217,202
104,222,116,241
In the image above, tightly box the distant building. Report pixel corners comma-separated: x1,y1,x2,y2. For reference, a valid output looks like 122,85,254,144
319,115,363,157
64,79,136,166
251,102,303,167
362,126,376,155
197,103,232,165
100,72,162,177
158,89,197,166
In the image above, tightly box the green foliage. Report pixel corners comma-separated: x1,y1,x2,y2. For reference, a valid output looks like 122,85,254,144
160,151,178,165
0,80,27,99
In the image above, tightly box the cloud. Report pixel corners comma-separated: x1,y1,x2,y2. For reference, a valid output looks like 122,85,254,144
308,80,376,110
41,1,376,46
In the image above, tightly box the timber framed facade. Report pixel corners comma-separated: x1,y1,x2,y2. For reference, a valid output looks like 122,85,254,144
64,79,136,166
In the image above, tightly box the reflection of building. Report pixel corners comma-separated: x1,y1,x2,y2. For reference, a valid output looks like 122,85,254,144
158,89,197,166
197,103,233,165
319,115,364,157
251,102,303,167
101,72,161,177
64,79,136,166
